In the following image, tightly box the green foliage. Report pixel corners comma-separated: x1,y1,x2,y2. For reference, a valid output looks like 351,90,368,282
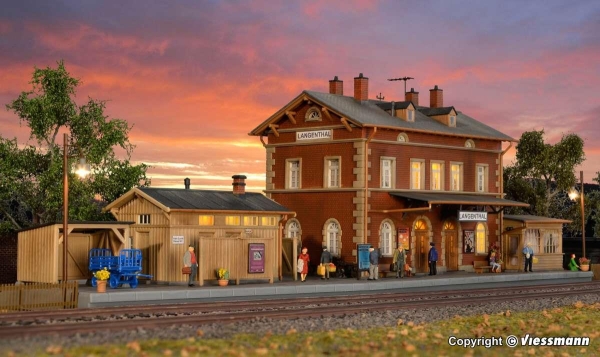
1,61,150,232
504,130,585,232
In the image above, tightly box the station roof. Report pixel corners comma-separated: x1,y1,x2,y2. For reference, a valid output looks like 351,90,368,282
504,215,571,224
389,192,529,207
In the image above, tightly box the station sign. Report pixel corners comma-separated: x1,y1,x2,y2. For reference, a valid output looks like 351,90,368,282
458,211,488,221
296,130,332,141
172,235,184,244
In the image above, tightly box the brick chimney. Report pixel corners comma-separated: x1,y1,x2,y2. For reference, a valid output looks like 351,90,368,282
232,175,247,195
353,73,368,101
405,88,419,106
429,85,443,108
329,76,343,95
184,177,190,189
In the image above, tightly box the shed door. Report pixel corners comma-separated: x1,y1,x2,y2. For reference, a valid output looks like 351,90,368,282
444,221,458,271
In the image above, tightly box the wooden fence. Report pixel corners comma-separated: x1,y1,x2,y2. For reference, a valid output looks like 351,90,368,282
0,282,78,313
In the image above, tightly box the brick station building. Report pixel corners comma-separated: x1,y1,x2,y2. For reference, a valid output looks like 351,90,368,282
249,74,528,274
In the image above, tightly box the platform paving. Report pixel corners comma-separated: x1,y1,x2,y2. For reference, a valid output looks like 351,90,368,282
78,270,593,308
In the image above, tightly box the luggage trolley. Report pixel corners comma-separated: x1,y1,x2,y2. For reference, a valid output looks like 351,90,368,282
88,248,153,289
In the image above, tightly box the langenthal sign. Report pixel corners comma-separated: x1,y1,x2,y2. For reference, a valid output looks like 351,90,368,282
458,211,488,221
296,130,332,141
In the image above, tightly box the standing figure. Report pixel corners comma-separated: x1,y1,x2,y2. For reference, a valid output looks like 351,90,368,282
522,243,534,273
368,247,379,280
320,246,332,280
489,251,501,273
428,242,438,276
183,245,197,287
298,247,310,282
568,254,579,271
393,246,406,278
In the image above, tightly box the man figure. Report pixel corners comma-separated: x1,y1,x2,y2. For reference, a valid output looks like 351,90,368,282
522,242,534,273
183,245,198,287
320,246,332,280
428,242,438,276
393,246,406,278
368,247,379,280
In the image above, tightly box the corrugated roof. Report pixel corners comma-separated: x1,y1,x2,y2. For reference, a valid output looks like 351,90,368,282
389,192,529,207
139,188,292,212
504,215,572,224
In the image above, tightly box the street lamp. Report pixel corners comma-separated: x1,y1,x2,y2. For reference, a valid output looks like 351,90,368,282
62,133,90,282
568,171,585,258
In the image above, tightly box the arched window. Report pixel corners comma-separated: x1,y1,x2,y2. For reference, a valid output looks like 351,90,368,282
414,219,427,230
379,221,394,256
285,219,301,239
324,220,341,256
305,107,322,122
397,133,409,142
465,139,475,148
475,222,487,254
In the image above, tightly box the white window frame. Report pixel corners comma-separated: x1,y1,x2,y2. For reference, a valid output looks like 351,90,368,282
380,157,396,189
407,109,415,122
476,164,489,192
198,215,214,226
324,156,341,188
450,162,463,192
285,158,302,189
323,219,342,257
410,159,425,190
138,214,150,225
305,107,322,122
475,222,488,255
397,132,409,142
379,220,394,256
285,219,301,239
465,139,475,148
543,230,558,254
430,161,444,191
525,229,540,254
449,115,456,127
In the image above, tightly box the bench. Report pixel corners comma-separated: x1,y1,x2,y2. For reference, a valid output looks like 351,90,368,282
377,263,395,278
474,260,492,274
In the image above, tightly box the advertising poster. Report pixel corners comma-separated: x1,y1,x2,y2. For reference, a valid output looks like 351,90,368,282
397,228,409,250
464,230,474,253
248,243,265,273
357,244,371,271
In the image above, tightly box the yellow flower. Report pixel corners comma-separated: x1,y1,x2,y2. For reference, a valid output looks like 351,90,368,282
94,267,111,281
217,268,229,280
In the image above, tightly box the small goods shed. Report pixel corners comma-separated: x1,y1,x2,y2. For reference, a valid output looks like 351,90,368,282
17,221,132,283
502,215,570,271
103,175,294,285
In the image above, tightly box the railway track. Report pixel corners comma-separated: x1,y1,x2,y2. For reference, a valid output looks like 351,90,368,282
1,282,598,339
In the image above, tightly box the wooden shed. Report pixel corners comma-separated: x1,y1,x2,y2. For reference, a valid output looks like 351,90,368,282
502,215,571,271
103,175,294,285
17,222,132,283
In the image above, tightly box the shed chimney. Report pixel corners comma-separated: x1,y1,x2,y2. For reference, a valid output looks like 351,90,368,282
429,85,443,108
184,177,190,189
232,175,247,195
405,88,419,106
353,73,368,101
329,76,343,95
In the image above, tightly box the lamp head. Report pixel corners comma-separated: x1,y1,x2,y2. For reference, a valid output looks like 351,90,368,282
568,188,579,201
75,158,91,178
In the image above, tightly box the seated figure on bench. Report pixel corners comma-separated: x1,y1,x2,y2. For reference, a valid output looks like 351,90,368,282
489,251,501,273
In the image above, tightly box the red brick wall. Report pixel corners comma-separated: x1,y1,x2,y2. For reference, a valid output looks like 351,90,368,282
373,128,501,150
0,233,17,284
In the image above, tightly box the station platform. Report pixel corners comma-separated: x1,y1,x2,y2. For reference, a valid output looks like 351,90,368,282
78,270,594,308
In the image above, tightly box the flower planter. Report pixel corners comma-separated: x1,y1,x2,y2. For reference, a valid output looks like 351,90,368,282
581,264,590,272
97,280,107,293
218,279,229,287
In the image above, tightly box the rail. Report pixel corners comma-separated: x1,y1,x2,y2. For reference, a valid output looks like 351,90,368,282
0,282,78,313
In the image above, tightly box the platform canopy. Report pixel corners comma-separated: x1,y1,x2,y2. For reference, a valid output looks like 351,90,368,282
389,192,529,209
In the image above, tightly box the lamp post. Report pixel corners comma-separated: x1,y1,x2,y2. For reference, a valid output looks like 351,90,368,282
568,171,585,258
62,133,90,282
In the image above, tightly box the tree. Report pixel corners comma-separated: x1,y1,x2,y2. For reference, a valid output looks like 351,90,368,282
0,61,149,233
503,130,585,229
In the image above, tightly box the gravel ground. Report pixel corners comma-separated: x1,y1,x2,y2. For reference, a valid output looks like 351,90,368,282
1,292,599,355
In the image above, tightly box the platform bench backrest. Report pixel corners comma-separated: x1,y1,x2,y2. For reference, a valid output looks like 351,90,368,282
473,260,492,274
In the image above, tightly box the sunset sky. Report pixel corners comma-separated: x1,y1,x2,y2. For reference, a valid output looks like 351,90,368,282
1,0,599,192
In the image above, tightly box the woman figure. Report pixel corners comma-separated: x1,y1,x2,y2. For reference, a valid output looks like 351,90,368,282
489,251,501,273
298,247,310,282
568,254,579,271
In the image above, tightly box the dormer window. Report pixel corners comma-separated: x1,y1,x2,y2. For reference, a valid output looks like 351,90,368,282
449,115,456,127
397,133,409,142
305,107,322,122
407,109,415,122
465,139,475,148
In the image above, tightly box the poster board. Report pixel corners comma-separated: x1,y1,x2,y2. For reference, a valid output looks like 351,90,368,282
397,228,409,250
357,244,371,271
248,243,265,273
463,230,474,253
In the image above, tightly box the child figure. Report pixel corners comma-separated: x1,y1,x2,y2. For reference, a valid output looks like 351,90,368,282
490,251,501,273
568,254,579,271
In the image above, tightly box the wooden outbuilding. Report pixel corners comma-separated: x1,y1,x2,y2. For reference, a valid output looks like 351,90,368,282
103,175,294,285
17,221,132,283
502,215,571,271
